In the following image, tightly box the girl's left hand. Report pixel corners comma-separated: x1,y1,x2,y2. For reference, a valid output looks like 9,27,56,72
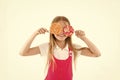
75,30,86,40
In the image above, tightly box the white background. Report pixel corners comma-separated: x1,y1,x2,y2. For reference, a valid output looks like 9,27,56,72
0,0,120,80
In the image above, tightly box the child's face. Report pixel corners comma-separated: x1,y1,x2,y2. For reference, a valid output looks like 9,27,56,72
50,21,74,41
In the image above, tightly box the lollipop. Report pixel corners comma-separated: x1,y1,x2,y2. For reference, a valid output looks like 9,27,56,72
50,23,63,35
63,26,74,37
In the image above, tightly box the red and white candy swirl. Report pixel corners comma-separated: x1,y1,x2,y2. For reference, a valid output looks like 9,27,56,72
63,26,74,37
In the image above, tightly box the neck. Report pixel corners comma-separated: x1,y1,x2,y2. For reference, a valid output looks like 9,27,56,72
56,40,66,49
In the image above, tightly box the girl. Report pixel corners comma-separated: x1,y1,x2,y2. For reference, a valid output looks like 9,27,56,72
20,16,101,80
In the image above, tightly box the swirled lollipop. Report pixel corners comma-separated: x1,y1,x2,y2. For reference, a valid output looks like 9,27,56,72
50,23,63,35
63,26,74,37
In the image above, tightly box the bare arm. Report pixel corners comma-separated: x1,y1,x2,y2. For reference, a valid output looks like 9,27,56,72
19,28,48,56
75,30,101,57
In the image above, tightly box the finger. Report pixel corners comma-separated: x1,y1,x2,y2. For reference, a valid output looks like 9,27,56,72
40,28,49,34
44,28,49,32
38,28,45,34
75,30,80,34
77,30,84,34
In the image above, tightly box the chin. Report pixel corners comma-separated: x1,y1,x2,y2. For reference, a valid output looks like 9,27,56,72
57,37,66,41
56,36,67,41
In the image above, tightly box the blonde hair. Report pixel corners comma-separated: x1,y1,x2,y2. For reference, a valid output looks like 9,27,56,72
47,16,80,70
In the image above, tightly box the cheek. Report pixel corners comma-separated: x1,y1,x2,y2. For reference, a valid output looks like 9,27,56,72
54,35,59,39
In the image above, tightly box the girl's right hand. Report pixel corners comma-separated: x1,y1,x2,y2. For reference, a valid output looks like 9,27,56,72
35,28,49,35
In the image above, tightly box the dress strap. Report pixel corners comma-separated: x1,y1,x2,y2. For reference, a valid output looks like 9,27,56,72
69,48,72,56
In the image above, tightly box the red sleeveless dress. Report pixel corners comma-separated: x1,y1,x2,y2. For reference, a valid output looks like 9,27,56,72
45,48,73,80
